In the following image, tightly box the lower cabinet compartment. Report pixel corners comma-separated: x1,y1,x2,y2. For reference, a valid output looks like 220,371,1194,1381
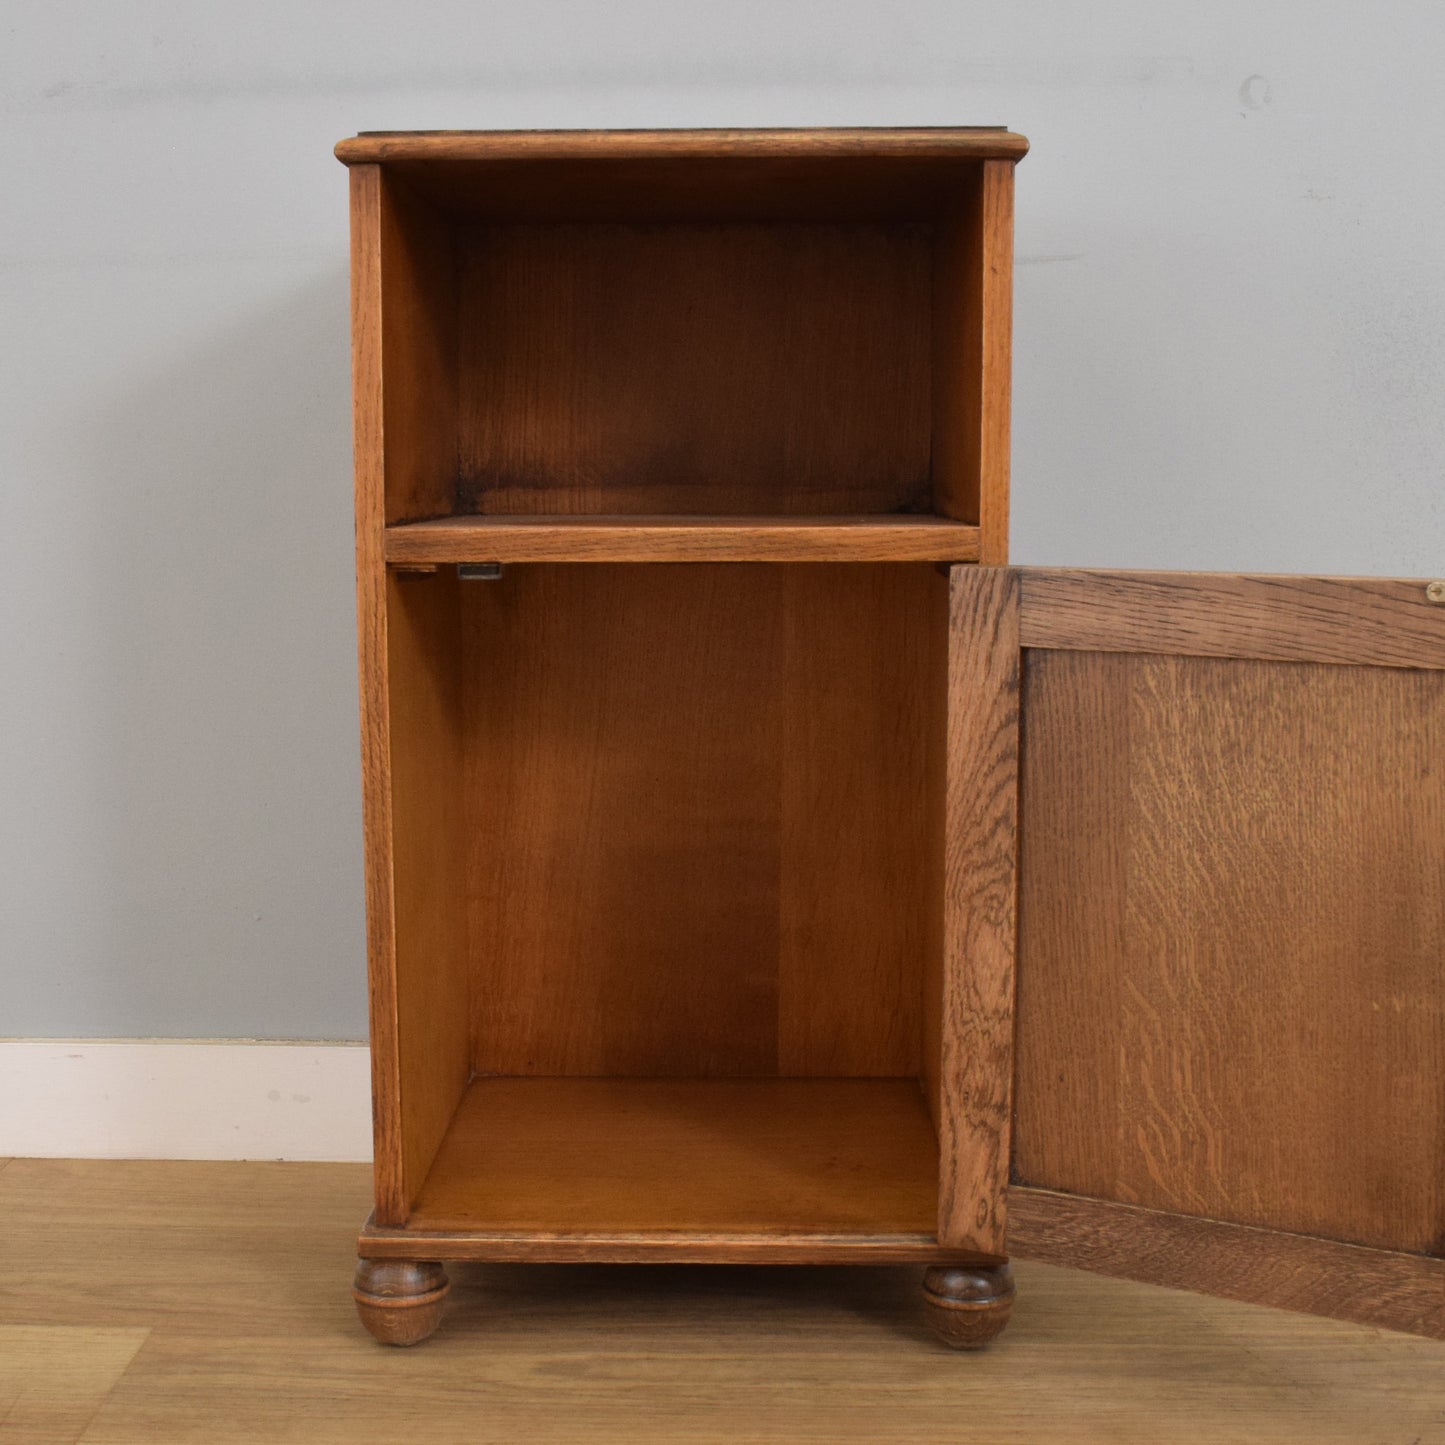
377,562,956,1241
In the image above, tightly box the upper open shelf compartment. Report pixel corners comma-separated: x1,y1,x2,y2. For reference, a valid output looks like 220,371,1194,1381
343,128,1021,556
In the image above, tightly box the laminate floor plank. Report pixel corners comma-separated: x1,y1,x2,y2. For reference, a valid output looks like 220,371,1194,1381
0,1325,148,1445
0,1161,1439,1444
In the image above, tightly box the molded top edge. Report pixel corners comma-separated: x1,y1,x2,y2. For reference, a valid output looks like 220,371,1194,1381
334,126,1029,165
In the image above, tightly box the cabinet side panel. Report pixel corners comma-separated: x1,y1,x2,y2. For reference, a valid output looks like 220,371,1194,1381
354,165,469,1222
936,566,1019,1252
378,172,458,524
932,160,1015,564
1015,650,1445,1255
350,165,405,1220
385,573,471,1216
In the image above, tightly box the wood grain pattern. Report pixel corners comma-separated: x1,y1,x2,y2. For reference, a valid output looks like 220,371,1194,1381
921,1263,1016,1349
454,223,931,516
336,131,1026,226
973,163,1016,565
10,1160,1445,1444
462,564,938,1079
375,170,457,525
463,563,781,1076
0,1325,149,1443
336,127,1030,165
349,164,407,1221
919,568,949,1137
936,567,1020,1254
1010,1187,1445,1340
1009,646,1129,1202
1019,570,1445,669
357,1224,957,1266
375,160,998,226
344,128,1025,1266
384,514,982,564
1014,647,1445,1255
352,1259,449,1346
353,167,471,1223
933,160,1016,564
777,566,934,1075
382,572,471,1220
403,1078,939,1237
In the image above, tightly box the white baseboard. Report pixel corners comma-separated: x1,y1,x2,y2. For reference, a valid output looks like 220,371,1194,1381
0,1040,372,1161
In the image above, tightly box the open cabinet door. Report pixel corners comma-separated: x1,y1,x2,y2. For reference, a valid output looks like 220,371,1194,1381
1005,569,1445,1339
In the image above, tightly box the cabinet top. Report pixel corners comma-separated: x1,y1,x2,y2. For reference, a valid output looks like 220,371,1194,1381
334,126,1029,166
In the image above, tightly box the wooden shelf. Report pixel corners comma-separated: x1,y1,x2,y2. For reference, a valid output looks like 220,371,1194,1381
403,1077,939,1238
385,515,980,565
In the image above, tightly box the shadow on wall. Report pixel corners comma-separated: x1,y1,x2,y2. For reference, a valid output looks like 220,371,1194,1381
77,267,369,1039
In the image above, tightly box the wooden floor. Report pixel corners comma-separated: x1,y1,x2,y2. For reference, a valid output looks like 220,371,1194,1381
3,1159,1443,1444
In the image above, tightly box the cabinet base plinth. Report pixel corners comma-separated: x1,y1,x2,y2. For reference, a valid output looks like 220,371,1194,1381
922,1262,1015,1349
353,1259,449,1346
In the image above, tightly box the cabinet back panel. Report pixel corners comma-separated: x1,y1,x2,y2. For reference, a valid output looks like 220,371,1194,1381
1014,649,1445,1255
454,225,932,516
460,563,938,1076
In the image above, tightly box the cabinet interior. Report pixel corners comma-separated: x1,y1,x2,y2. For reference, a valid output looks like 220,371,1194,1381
385,562,951,1232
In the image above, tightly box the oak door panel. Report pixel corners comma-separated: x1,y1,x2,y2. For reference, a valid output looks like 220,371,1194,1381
1010,569,1445,1336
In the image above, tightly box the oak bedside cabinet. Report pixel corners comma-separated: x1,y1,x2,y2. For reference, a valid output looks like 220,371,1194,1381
336,127,1445,1349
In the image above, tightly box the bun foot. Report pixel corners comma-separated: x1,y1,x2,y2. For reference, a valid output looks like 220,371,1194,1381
922,1262,1014,1350
353,1259,449,1345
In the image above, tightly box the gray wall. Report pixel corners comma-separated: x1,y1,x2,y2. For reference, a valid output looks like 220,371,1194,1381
4,2,1443,1039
